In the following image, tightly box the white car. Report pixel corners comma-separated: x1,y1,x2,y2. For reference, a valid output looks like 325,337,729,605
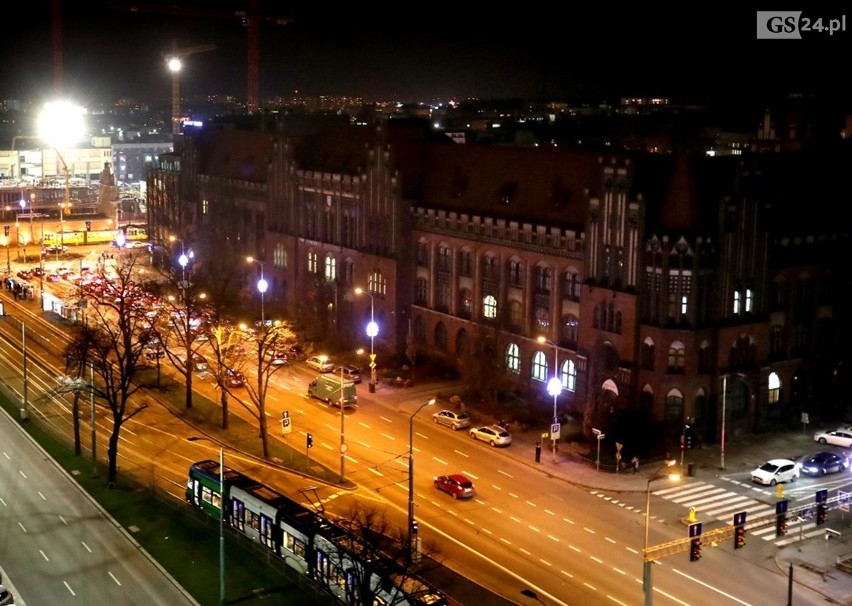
751,458,800,486
432,409,471,430
305,355,334,373
469,424,512,447
814,429,852,448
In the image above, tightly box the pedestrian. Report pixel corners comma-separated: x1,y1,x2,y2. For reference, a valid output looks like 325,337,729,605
631,456,640,474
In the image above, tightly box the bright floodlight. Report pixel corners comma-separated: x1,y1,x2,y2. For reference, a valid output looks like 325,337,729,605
367,320,379,338
257,278,268,294
547,376,562,397
168,57,182,73
38,100,85,149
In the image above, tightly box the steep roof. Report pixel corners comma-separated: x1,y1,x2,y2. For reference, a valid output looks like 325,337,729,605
418,144,601,230
196,127,275,183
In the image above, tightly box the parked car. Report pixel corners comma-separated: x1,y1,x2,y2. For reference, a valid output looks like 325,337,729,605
814,429,852,448
183,353,209,372
225,368,246,388
434,474,476,499
469,424,512,447
751,458,800,486
43,243,69,254
306,355,334,373
800,451,849,476
338,364,362,383
432,409,471,430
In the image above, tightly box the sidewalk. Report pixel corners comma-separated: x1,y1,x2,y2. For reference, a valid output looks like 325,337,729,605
475,406,852,605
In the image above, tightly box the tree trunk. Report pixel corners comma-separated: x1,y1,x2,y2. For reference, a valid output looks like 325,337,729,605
72,392,81,455
185,368,193,409
220,389,229,429
107,427,120,487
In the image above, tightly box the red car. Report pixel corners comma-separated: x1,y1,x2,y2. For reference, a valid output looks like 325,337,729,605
434,474,476,499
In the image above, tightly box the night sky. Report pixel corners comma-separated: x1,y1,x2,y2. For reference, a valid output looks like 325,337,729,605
3,2,851,108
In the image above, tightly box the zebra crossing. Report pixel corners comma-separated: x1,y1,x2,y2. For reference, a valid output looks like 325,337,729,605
652,480,828,545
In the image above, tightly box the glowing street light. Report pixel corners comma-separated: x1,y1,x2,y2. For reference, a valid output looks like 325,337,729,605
643,460,680,606
38,100,84,251
354,287,378,393
246,256,267,326
408,398,436,563
538,336,561,463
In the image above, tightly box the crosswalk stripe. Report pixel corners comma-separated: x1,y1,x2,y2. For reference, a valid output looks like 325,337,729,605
687,491,741,508
654,482,712,497
670,487,727,504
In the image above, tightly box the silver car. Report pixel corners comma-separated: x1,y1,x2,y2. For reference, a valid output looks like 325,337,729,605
432,409,470,430
469,424,512,447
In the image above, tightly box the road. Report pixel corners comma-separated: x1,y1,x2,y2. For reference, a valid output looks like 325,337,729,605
0,246,841,606
0,405,198,606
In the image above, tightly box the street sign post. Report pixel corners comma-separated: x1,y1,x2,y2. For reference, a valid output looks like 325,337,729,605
281,410,292,434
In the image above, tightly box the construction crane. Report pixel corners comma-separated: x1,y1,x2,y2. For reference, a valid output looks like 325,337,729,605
165,43,216,135
112,1,292,115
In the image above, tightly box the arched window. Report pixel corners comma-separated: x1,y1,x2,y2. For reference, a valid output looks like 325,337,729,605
415,278,428,305
508,300,522,329
665,388,684,421
698,341,710,373
668,341,685,373
324,255,336,281
534,306,550,331
456,329,470,355
413,316,426,343
459,288,473,318
641,337,655,371
505,343,520,374
561,315,579,349
768,371,781,404
563,359,577,392
434,322,447,350
307,250,318,273
531,351,548,382
483,294,498,319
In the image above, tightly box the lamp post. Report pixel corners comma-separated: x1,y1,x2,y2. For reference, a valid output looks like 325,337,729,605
538,336,561,463
643,460,680,606
339,364,347,483
19,199,27,263
355,287,378,393
1,313,29,420
38,100,83,252
188,437,226,605
246,257,267,327
408,398,436,562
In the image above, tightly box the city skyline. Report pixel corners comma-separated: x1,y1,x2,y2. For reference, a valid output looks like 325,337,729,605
3,3,851,108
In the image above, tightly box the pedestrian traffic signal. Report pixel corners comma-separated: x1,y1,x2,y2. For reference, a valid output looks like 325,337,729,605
685,429,694,449
689,537,702,562
306,433,313,448
734,525,746,549
816,503,827,526
85,220,92,231
776,514,788,537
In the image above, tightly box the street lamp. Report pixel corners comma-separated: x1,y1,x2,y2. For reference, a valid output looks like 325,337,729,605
187,436,226,605
408,398,436,562
354,287,378,393
538,336,561,463
643,460,680,606
18,199,28,263
246,256,267,327
339,364,347,483
38,100,84,252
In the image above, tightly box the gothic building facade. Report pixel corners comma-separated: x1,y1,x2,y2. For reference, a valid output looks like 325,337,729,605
147,117,848,446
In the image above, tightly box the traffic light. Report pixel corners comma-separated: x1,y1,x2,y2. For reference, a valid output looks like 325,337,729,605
734,525,746,549
85,220,92,231
411,520,419,535
816,504,827,526
3,225,8,237
685,428,694,449
689,537,702,562
306,433,313,449
776,514,788,537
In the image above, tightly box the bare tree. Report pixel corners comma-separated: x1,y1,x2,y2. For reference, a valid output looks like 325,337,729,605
207,320,298,459
328,502,443,606
64,252,152,486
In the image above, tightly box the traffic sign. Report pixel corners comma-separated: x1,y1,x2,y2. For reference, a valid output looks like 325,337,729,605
370,354,376,363
550,423,561,439
688,522,703,538
839,491,850,513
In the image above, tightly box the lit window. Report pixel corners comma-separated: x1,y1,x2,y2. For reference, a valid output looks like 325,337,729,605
324,256,336,281
307,251,318,273
745,288,753,313
505,343,520,374
733,290,741,314
483,295,497,319
531,351,547,382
